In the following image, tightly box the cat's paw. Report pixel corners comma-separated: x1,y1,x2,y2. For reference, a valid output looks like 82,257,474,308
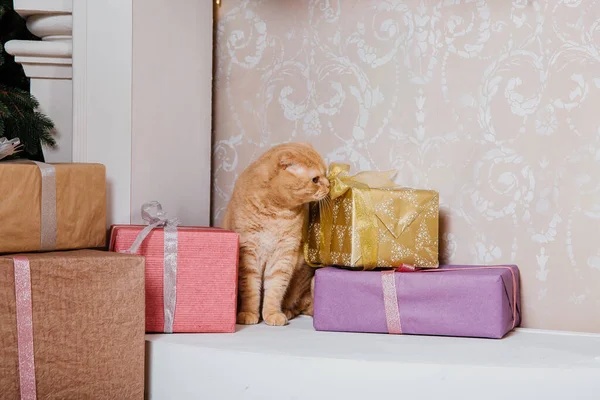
237,311,260,325
283,308,297,320
301,305,313,317
263,312,288,326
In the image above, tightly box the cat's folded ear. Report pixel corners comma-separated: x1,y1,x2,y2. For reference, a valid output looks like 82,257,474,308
279,152,307,176
278,151,295,169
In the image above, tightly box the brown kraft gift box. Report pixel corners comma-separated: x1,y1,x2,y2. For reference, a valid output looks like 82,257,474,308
0,162,106,254
0,250,145,399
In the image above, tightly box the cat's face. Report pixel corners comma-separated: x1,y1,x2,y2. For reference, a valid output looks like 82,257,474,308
270,143,329,207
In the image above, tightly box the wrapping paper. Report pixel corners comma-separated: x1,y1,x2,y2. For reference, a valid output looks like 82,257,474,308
306,184,439,270
0,162,106,253
0,250,145,399
314,265,521,339
110,225,239,333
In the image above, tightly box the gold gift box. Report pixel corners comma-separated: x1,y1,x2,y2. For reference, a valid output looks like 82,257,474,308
305,164,439,270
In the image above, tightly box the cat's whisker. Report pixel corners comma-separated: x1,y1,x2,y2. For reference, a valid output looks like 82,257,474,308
318,198,327,213
319,195,333,213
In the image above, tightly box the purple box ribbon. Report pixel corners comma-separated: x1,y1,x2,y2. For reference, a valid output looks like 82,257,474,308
381,265,518,335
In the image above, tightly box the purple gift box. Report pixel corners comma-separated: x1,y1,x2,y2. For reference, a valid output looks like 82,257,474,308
313,265,521,339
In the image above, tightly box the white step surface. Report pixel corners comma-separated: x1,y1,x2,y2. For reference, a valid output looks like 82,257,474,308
146,316,600,400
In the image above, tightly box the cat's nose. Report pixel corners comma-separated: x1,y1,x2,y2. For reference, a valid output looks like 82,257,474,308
324,179,330,188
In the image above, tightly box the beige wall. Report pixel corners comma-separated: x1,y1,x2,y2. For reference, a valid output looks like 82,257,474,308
213,0,600,332
131,0,213,225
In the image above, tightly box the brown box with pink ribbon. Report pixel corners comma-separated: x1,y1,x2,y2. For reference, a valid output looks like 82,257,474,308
0,162,106,254
313,264,521,339
109,202,239,333
0,250,145,399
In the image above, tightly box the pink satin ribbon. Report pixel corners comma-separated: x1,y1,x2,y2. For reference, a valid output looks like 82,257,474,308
381,265,519,334
13,256,37,400
381,271,402,334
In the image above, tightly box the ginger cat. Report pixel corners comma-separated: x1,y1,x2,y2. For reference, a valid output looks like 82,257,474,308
222,143,329,326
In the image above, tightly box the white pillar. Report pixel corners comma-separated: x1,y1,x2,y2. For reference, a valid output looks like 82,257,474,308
71,0,214,226
71,0,133,225
8,0,214,226
4,0,73,163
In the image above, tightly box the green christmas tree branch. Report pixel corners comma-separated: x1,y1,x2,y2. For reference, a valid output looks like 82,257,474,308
0,84,55,152
0,1,55,160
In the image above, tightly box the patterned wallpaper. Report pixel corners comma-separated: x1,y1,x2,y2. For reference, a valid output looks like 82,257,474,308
213,0,600,333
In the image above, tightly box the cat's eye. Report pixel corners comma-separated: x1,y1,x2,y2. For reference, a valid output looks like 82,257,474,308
312,176,320,184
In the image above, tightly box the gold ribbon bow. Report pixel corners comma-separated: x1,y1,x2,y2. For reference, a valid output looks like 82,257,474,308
306,163,397,270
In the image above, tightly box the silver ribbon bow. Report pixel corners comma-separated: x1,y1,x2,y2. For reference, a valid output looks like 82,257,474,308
126,201,180,333
0,137,23,160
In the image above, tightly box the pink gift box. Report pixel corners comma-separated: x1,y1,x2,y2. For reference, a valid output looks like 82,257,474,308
110,225,239,333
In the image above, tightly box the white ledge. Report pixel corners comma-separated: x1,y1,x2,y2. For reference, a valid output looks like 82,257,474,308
145,316,600,400
12,0,72,17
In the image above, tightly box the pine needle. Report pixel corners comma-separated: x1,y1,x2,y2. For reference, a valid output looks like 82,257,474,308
0,3,56,159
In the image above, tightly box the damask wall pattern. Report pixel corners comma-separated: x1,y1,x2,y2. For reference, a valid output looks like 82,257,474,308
213,0,600,332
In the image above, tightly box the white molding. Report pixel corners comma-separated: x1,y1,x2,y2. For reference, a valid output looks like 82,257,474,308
4,7,73,80
14,56,71,64
6,41,72,79
12,0,72,16
16,60,72,79
26,14,72,39
72,0,133,225
8,51,71,80
71,0,87,163
5,40,71,58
